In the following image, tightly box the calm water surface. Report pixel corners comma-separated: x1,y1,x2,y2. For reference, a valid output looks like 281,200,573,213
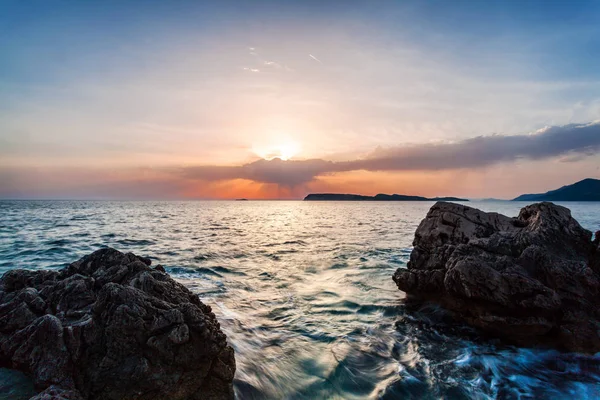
1,200,599,399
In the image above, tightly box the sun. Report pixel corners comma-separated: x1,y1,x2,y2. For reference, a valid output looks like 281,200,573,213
276,142,300,160
252,141,300,161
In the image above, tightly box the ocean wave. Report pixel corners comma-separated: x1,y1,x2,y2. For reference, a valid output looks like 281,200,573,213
116,238,156,246
2,200,600,399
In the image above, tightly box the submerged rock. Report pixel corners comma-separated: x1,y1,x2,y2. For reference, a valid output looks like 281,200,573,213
393,202,600,353
0,248,235,400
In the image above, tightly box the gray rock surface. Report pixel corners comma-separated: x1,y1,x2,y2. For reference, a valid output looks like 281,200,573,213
0,248,235,400
393,202,600,353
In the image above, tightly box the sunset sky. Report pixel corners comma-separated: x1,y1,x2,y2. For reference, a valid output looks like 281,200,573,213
1,0,600,199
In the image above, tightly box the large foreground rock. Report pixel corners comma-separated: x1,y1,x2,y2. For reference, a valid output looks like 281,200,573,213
393,202,600,353
0,248,235,399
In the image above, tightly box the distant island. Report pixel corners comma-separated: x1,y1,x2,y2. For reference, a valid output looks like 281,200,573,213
304,193,469,201
513,178,600,201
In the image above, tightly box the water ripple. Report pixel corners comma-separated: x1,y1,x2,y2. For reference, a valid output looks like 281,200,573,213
1,200,599,399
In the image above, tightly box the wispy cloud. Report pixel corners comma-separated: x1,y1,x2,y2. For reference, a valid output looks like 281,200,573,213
309,54,322,63
243,47,292,73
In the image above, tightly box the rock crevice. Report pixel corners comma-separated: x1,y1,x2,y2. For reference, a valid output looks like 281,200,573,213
394,202,600,353
0,248,235,400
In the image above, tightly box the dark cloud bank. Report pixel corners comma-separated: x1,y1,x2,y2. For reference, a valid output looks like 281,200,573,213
183,121,600,186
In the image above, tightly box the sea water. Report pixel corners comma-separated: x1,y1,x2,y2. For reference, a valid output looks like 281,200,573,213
1,200,599,399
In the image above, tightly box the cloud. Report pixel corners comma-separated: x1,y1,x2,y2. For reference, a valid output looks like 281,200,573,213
309,54,322,63
180,121,600,186
182,158,334,187
343,121,600,171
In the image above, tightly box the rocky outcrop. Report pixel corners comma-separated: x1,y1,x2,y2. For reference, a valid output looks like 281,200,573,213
393,202,600,353
0,248,235,400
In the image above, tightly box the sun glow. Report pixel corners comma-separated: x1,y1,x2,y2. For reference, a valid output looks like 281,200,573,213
252,140,301,161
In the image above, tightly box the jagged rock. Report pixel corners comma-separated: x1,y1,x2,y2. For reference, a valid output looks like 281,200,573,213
393,202,600,353
0,248,235,400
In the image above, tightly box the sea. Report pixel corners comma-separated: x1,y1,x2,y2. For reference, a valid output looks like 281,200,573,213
1,200,599,399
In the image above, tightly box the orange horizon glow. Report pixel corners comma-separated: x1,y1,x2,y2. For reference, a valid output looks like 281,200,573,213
2,155,599,200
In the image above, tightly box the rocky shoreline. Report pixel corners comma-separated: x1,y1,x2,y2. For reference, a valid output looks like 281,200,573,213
394,201,600,353
0,248,235,400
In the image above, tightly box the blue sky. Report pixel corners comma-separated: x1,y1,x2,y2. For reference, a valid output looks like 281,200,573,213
1,0,599,199
2,0,599,83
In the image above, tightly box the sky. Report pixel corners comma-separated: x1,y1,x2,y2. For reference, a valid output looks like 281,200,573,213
1,0,600,199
